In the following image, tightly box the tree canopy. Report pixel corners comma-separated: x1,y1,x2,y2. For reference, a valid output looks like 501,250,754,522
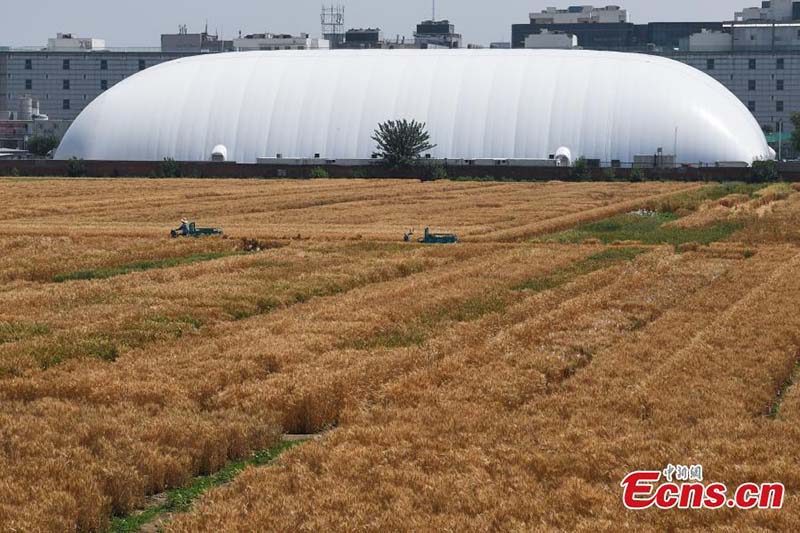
371,119,436,166
27,134,60,157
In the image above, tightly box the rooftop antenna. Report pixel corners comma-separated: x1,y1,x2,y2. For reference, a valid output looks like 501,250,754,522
321,5,345,47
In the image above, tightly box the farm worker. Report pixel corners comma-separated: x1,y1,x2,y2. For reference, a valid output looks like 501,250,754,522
179,218,190,235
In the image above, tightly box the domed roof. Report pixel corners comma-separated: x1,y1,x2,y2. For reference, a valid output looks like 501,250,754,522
55,49,771,165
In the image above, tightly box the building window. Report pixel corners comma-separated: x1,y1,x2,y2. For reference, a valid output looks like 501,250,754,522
777,58,785,70
63,79,70,90
748,101,756,112
100,79,108,90
777,79,785,91
748,80,756,91
777,101,784,112
25,79,32,90
138,59,146,71
62,99,70,110
24,59,32,70
100,59,108,70
707,58,715,70
63,59,70,70
749,58,756,70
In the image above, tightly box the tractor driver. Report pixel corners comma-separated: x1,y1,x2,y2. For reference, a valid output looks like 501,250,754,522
178,218,190,235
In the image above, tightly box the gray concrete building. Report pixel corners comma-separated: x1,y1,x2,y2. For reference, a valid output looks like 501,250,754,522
1,34,192,123
664,27,800,143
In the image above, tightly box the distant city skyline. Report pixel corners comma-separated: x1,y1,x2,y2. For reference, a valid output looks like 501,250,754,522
1,1,759,48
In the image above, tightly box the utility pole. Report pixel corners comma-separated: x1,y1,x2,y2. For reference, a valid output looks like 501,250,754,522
674,127,678,165
432,0,436,21
778,120,783,160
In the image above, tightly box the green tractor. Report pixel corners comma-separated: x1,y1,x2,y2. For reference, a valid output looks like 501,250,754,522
404,227,458,244
171,221,224,238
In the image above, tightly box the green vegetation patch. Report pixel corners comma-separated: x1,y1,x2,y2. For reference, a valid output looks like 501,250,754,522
514,247,646,293
646,183,766,213
53,252,240,283
108,440,304,533
430,294,508,323
537,212,741,247
767,356,800,420
116,314,206,347
0,322,50,345
31,335,119,369
351,327,429,350
350,292,510,350
351,249,644,351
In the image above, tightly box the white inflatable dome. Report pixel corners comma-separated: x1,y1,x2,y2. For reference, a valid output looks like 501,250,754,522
55,49,772,165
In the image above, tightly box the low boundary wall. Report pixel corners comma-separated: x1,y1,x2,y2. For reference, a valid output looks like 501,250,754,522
0,160,796,182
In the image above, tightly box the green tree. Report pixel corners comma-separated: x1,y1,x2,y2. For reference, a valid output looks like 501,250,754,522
159,157,181,178
629,167,647,182
570,157,590,181
66,157,87,177
27,134,60,157
372,119,436,166
751,159,778,182
791,112,800,154
308,166,329,179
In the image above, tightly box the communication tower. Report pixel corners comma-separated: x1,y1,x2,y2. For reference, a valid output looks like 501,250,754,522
321,5,345,48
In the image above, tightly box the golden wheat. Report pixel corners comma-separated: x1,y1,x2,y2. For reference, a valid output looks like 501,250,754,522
0,178,798,531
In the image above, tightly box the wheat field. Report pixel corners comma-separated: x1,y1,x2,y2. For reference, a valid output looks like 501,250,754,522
0,178,798,531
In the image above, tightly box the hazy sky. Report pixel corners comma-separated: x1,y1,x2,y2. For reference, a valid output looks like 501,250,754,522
2,1,751,48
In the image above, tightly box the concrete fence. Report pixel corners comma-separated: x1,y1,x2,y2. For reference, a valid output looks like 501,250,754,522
0,159,796,182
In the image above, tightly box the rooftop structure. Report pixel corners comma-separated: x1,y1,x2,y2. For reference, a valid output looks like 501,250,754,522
161,26,233,53
321,5,346,48
342,28,384,49
529,5,628,24
233,33,329,51
47,33,106,51
524,30,579,49
735,0,800,21
414,20,462,48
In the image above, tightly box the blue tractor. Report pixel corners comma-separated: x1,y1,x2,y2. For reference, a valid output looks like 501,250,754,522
404,227,458,244
171,220,224,238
